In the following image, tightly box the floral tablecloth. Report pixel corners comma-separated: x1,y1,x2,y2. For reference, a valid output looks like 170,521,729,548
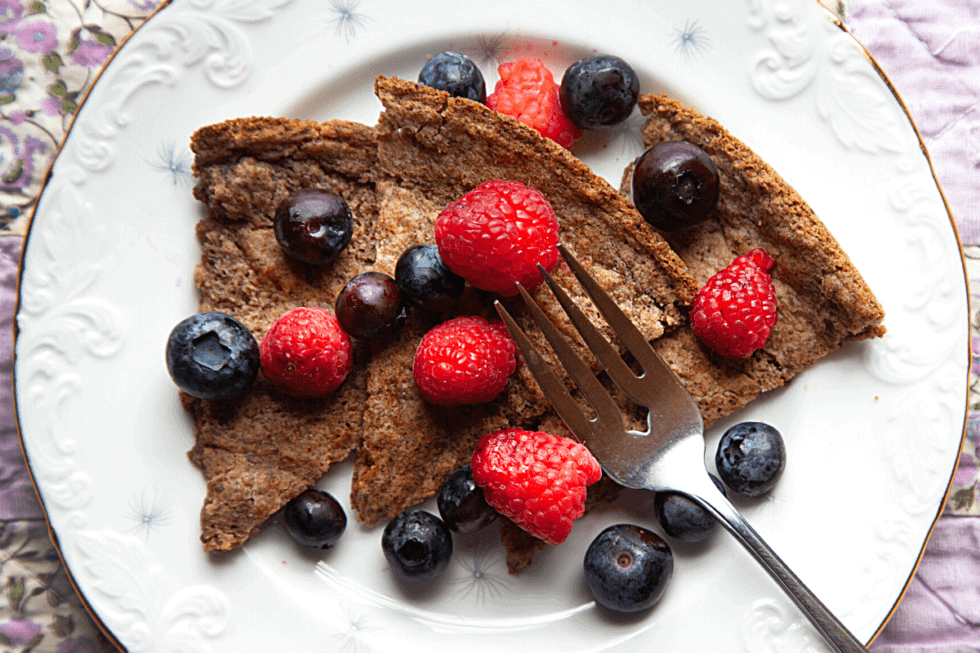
0,0,977,650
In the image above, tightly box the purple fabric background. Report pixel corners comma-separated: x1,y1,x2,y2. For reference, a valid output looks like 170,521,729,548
846,0,980,244
873,519,980,652
0,237,41,521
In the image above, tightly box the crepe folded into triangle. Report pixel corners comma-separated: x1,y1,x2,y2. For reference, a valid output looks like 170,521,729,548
183,77,883,556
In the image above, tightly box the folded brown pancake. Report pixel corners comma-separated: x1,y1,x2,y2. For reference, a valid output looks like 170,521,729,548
350,77,700,528
185,118,379,551
622,94,885,426
183,78,883,560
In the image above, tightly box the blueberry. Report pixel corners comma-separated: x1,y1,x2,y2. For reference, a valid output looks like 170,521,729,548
335,271,403,340
437,465,497,533
418,51,486,103
395,244,466,313
274,190,353,265
631,140,719,231
654,474,726,543
165,311,259,400
559,54,640,130
583,524,673,613
715,422,786,498
381,510,454,583
282,488,347,549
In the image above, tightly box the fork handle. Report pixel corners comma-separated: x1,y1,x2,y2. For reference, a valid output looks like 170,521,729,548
689,480,869,653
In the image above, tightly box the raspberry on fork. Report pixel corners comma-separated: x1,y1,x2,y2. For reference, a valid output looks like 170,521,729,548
486,58,582,148
435,179,561,296
413,315,518,405
471,427,602,545
689,248,778,359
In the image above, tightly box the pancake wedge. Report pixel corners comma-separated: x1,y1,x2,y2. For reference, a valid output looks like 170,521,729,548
623,94,886,426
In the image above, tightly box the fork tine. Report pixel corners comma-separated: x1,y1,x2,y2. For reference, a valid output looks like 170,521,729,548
556,243,664,375
494,286,624,440
493,300,597,440
537,262,648,408
555,244,699,416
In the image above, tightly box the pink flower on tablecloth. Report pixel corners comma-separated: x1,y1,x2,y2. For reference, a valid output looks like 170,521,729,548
40,95,60,116
0,0,22,35
70,37,113,67
954,452,976,486
972,335,980,377
128,0,158,9
7,110,25,125
14,20,57,53
0,617,41,646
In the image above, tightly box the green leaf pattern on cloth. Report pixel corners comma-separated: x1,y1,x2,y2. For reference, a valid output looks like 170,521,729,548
0,522,114,652
0,0,159,232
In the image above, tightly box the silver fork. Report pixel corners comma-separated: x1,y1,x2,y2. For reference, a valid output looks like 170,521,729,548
494,243,868,653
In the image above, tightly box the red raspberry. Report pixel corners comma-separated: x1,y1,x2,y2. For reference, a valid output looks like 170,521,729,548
435,179,560,296
486,58,582,148
690,248,778,359
471,428,602,545
259,307,352,397
413,315,517,405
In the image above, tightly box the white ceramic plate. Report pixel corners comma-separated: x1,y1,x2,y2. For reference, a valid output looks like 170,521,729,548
13,0,968,651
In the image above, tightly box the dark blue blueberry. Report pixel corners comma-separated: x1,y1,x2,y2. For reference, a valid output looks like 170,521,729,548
165,311,259,400
559,54,640,131
715,422,786,498
381,510,453,583
395,244,466,313
437,465,497,533
418,51,486,103
654,474,726,542
631,140,719,231
584,524,673,613
274,190,353,265
336,271,403,340
282,488,347,549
